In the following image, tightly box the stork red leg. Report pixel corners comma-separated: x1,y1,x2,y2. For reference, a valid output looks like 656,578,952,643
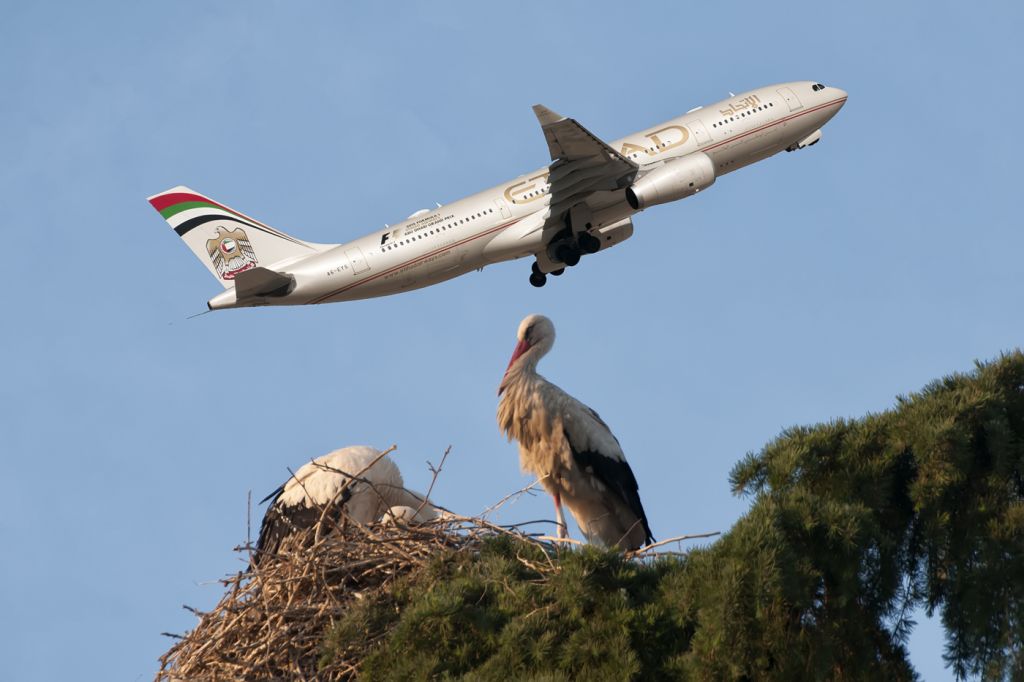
554,491,568,539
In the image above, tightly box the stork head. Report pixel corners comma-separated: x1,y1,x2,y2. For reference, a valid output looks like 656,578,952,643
500,314,555,393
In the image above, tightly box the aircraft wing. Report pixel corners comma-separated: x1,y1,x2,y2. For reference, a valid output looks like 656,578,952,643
532,104,637,218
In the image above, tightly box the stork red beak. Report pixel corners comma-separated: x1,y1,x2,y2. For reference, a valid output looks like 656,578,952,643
499,338,530,395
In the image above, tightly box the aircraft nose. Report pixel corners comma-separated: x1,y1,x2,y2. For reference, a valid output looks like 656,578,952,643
833,87,848,105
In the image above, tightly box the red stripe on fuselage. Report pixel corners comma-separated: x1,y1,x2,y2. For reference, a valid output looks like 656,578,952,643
701,96,846,155
308,219,519,304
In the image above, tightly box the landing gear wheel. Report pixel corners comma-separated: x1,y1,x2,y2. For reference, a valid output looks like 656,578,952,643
562,250,581,267
550,268,565,277
578,233,600,254
531,261,542,275
529,272,547,288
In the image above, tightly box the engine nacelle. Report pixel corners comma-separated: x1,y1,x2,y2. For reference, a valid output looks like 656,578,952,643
786,128,822,152
625,152,715,210
596,217,634,249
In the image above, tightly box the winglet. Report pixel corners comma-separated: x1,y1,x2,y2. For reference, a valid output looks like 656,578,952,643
529,104,636,169
532,104,565,128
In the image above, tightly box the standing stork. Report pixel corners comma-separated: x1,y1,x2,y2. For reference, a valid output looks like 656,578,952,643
497,314,654,550
254,445,437,564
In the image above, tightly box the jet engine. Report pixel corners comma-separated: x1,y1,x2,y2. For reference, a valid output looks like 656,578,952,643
786,128,822,152
625,152,715,210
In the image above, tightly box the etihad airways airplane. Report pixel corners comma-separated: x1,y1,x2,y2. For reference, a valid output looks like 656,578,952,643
149,81,846,310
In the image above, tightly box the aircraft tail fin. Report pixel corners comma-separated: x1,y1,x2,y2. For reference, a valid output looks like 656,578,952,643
147,186,334,289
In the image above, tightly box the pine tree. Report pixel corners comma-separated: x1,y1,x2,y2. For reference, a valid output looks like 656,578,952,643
319,353,1024,680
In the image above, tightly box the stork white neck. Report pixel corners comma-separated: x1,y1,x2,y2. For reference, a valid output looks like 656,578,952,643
499,314,555,395
499,349,541,396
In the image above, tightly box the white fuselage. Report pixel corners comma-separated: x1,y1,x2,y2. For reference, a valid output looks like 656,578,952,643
209,81,846,309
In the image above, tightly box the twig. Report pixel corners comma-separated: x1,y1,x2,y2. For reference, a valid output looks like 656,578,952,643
535,535,584,546
628,531,721,557
246,490,253,566
479,477,544,518
419,445,451,518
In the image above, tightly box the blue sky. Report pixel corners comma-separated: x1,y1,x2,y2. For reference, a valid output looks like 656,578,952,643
2,1,1022,679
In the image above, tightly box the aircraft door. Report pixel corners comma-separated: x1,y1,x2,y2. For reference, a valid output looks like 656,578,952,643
688,119,713,147
777,87,803,111
494,198,512,219
345,247,370,274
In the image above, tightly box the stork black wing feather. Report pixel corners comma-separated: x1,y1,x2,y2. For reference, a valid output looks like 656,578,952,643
566,433,655,545
259,484,285,506
254,503,323,565
253,486,354,566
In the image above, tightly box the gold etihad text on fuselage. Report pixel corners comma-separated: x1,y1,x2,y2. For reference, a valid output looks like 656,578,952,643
503,172,551,204
719,94,761,117
502,125,692,203
618,125,690,158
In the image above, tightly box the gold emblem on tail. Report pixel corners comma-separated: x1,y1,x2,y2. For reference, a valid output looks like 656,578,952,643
206,227,258,280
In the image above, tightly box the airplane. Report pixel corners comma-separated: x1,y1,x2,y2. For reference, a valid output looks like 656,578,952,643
148,80,847,311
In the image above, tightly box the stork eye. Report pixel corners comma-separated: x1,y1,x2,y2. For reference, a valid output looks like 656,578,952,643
525,324,535,340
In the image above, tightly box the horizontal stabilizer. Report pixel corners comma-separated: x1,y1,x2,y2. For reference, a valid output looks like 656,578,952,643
234,267,295,299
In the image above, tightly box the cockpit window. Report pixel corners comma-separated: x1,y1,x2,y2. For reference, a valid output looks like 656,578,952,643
812,82,826,91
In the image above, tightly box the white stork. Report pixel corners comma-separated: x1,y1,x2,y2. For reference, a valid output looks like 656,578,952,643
381,504,439,526
255,445,437,563
497,314,654,550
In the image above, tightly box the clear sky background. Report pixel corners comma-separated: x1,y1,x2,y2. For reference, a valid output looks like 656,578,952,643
2,2,1022,679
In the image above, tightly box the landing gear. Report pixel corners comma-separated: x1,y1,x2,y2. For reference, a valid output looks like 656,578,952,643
529,261,562,287
578,232,600,254
554,243,581,267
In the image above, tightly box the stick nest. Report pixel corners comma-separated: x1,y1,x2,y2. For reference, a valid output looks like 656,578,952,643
155,453,715,682
156,514,557,681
